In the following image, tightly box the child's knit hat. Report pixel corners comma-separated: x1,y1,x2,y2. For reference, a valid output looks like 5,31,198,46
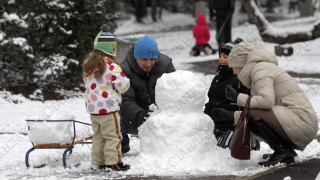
134,36,158,59
219,37,243,56
94,24,117,57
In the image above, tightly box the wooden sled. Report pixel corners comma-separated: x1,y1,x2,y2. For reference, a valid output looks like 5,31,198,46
25,120,93,168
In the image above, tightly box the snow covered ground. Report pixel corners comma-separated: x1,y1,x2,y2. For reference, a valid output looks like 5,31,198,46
1,11,320,179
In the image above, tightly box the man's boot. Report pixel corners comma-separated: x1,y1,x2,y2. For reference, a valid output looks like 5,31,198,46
249,117,295,166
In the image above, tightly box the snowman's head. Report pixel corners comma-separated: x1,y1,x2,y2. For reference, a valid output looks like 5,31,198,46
155,70,206,112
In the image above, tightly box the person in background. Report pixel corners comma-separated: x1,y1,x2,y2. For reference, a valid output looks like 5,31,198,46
82,25,130,171
120,36,176,154
191,13,216,56
204,38,259,150
209,0,235,48
221,42,318,166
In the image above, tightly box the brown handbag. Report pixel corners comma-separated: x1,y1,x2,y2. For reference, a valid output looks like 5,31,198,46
230,96,252,160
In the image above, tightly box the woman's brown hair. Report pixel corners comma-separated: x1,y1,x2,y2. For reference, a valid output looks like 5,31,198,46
82,50,119,79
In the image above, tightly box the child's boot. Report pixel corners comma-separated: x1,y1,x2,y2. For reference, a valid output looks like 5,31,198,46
106,162,130,171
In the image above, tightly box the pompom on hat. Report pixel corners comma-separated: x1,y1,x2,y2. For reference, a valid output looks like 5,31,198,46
228,42,264,68
219,37,243,56
94,24,117,57
134,36,158,59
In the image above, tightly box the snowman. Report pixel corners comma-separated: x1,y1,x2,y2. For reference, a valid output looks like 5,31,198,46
134,70,234,174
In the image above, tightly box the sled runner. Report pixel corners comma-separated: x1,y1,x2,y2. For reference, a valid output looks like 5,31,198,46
25,120,93,168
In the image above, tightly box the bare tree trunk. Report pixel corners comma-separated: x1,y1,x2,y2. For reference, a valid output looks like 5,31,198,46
242,0,268,32
135,0,147,23
266,0,274,13
151,0,157,22
242,0,320,44
158,0,163,20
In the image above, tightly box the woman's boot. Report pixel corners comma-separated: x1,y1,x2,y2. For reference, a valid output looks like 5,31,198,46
249,117,295,166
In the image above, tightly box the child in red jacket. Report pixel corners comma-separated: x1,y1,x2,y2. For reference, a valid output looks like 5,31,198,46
191,14,216,56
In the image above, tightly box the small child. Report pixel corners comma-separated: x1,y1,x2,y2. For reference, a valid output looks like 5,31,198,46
204,38,260,150
82,24,130,171
191,14,216,56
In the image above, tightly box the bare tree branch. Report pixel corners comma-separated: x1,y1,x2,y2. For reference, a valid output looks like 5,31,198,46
242,0,320,44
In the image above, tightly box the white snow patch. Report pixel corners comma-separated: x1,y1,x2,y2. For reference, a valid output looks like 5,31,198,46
2,12,28,28
27,121,73,145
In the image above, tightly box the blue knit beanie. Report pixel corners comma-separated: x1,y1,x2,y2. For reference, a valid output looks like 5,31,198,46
134,36,158,59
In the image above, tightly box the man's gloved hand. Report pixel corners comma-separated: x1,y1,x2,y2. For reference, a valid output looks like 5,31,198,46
211,108,234,130
135,110,153,125
225,85,238,103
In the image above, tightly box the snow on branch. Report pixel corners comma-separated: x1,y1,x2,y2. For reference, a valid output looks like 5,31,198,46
243,0,320,44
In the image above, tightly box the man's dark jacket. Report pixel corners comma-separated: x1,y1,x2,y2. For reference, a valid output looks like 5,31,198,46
120,46,176,120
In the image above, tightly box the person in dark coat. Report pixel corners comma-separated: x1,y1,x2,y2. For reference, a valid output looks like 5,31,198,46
209,0,235,47
120,36,176,153
204,38,259,150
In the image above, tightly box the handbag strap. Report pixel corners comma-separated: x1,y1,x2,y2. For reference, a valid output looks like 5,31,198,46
239,96,252,122
244,96,251,113
244,96,252,119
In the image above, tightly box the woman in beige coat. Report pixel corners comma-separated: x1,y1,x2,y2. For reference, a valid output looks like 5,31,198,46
221,42,318,166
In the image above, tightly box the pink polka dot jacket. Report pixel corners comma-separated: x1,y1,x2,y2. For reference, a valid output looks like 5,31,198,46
83,60,130,114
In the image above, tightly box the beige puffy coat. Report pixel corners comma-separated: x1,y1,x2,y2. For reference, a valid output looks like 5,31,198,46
234,48,318,150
